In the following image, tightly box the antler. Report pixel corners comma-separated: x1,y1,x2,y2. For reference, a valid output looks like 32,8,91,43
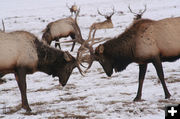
63,16,107,72
128,5,147,20
139,5,147,16
66,3,71,9
97,7,115,19
128,5,138,15
75,8,80,23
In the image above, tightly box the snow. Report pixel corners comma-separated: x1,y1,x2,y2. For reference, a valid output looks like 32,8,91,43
0,0,180,118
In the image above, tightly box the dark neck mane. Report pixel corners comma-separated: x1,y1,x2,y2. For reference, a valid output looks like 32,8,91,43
103,19,154,72
34,39,64,74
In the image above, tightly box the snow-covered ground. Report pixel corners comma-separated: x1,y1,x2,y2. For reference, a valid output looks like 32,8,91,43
0,0,180,118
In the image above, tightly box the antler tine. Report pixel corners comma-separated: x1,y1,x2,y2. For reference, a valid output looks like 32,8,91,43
109,6,115,17
2,20,4,31
90,29,97,46
128,5,138,15
66,3,70,9
140,4,147,15
75,7,80,23
97,9,107,17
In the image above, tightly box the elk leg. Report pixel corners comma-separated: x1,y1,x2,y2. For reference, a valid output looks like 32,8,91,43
134,64,147,101
70,34,76,52
15,68,31,112
152,56,171,99
70,41,76,52
54,38,61,49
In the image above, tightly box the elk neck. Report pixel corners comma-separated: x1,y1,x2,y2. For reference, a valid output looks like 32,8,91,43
34,39,65,74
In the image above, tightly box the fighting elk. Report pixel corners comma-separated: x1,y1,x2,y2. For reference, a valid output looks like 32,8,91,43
42,9,80,51
83,17,180,101
0,31,84,112
128,5,147,20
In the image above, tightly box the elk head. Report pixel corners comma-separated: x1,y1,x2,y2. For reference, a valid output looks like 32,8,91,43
97,7,115,21
128,5,147,20
57,51,84,86
66,3,78,16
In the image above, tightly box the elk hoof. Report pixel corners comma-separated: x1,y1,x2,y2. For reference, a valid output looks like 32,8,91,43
133,97,141,102
22,106,32,112
165,94,171,99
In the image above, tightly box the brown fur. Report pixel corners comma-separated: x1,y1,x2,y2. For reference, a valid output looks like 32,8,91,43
94,17,180,101
42,17,77,51
0,31,79,112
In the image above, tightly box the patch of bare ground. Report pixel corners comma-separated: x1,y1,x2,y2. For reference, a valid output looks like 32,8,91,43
48,114,89,119
100,100,120,105
120,92,132,95
158,99,180,104
166,78,180,83
60,96,87,102
30,85,62,93
1,104,21,114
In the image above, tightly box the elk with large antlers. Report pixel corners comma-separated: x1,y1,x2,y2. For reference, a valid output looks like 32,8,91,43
42,9,80,51
83,17,180,101
128,5,147,20
0,30,84,112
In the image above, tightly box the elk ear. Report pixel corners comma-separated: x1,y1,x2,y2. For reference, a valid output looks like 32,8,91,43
64,51,72,62
98,44,104,54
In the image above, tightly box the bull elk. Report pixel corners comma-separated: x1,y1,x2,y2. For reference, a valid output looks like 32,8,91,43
84,17,180,101
0,31,84,112
88,8,115,41
42,9,80,51
66,3,78,16
128,5,147,20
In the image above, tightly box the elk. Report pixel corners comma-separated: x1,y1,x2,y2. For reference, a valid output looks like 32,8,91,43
0,31,84,112
66,3,78,16
83,17,180,101
88,8,115,41
128,5,147,20
42,9,80,51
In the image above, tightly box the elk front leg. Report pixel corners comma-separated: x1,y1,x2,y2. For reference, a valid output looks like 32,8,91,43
15,68,31,112
152,56,171,99
54,38,61,49
70,34,76,52
70,41,76,52
134,64,147,101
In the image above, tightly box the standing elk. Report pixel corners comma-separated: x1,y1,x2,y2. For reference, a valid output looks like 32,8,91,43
66,3,78,16
128,5,147,20
82,17,180,101
42,9,80,51
88,8,115,41
0,31,84,112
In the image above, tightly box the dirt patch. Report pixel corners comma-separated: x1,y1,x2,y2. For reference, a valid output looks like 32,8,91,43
48,114,89,119
60,96,87,102
1,104,21,115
